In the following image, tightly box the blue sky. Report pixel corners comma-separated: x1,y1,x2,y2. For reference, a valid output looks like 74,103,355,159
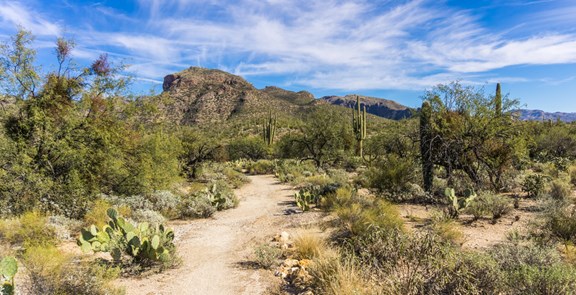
0,0,575,111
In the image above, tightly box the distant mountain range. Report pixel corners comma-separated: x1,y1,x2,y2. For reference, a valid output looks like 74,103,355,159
158,67,575,123
513,109,576,122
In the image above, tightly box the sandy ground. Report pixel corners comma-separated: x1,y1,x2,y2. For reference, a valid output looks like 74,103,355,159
398,196,541,249
116,175,299,295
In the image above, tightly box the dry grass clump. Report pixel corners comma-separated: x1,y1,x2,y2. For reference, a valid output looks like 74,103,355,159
293,233,327,260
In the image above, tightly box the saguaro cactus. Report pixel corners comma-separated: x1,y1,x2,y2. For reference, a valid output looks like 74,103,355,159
262,111,277,145
420,100,433,192
495,83,502,116
352,95,367,157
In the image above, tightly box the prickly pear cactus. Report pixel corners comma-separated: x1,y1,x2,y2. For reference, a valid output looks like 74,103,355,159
77,208,175,264
0,256,17,295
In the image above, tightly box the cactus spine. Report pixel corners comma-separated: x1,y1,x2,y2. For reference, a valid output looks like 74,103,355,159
495,83,502,116
420,100,433,192
262,111,277,145
352,95,367,157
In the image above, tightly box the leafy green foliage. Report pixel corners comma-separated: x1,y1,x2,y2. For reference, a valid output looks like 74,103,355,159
522,174,550,198
0,211,57,248
420,81,525,192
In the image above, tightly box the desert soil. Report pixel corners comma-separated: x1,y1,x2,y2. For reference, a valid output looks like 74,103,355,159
116,175,302,295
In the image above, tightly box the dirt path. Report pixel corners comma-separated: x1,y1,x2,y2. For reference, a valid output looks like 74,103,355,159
116,175,297,295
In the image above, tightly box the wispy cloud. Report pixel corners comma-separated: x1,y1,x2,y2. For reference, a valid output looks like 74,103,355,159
0,1,60,36
1,0,575,96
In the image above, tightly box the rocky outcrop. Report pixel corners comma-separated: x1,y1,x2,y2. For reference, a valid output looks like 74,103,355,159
160,67,308,125
321,95,413,120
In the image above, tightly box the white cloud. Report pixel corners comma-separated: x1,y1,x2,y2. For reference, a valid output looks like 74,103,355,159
0,1,60,36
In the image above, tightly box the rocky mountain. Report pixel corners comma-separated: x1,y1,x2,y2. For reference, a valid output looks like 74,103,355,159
514,109,576,122
159,67,412,125
321,95,413,120
161,67,300,124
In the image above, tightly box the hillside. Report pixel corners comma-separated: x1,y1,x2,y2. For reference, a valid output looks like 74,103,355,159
158,67,395,126
320,95,414,120
160,67,301,124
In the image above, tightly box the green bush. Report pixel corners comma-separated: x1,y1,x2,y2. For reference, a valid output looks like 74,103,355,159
0,211,57,248
548,179,572,201
363,154,418,195
543,202,576,243
489,243,576,294
245,159,276,175
253,244,282,269
522,174,549,198
335,200,403,238
227,137,268,160
465,192,512,220
22,245,123,295
178,195,216,219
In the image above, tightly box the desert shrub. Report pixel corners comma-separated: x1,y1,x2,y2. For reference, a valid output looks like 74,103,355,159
548,179,572,200
84,199,131,228
227,136,268,160
101,194,154,212
308,252,378,295
429,217,464,246
504,264,576,294
201,162,249,188
569,165,576,187
422,252,504,295
275,159,316,183
334,200,403,238
489,243,576,294
178,195,215,219
465,191,511,220
48,215,83,241
483,193,512,220
321,186,355,210
0,211,57,248
293,233,327,260
221,167,249,188
522,174,549,198
542,202,576,243
465,196,488,220
363,155,418,195
245,159,276,175
22,245,123,295
342,229,453,294
253,244,282,269
147,190,181,218
131,209,166,225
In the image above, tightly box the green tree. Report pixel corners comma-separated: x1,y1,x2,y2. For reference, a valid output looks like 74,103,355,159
287,107,354,167
421,81,525,191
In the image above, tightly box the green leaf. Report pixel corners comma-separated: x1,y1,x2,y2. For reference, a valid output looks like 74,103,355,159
89,224,98,236
80,241,92,253
151,235,160,250
106,208,118,220
0,256,18,279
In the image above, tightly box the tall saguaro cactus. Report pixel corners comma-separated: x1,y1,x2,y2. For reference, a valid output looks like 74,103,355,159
262,111,277,145
352,95,367,157
495,83,502,116
420,100,433,192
